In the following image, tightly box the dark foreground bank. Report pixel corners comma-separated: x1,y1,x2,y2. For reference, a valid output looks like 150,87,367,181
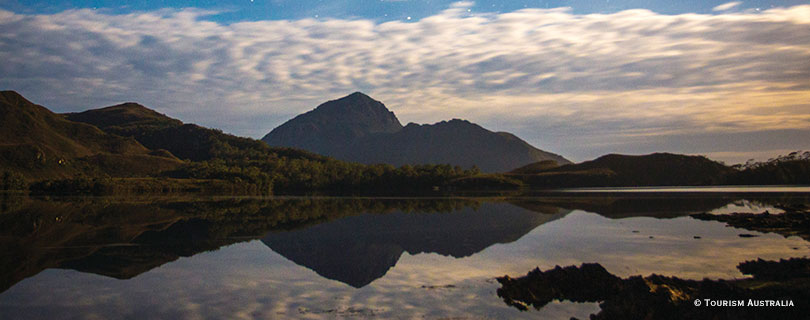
497,258,810,320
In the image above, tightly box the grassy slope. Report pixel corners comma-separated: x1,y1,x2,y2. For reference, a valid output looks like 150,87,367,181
0,91,182,180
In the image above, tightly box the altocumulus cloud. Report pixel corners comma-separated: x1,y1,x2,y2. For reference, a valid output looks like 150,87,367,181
1,2,809,162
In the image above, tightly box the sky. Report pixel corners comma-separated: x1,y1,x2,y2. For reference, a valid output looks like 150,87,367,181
1,0,809,163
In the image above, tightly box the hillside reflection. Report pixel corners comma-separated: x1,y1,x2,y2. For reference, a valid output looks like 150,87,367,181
0,196,479,293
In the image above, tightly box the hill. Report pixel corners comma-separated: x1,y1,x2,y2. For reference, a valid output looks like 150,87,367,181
0,91,181,180
509,153,735,188
262,92,569,172
728,152,810,185
65,103,322,162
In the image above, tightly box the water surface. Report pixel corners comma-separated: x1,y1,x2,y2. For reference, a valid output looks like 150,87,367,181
0,192,808,319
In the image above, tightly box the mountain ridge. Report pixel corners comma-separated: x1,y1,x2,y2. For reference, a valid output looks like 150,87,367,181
65,102,183,131
262,92,570,172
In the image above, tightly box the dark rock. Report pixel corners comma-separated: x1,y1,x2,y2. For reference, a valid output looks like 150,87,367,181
738,258,810,280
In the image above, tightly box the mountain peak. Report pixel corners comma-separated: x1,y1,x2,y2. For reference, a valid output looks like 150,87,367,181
0,90,33,108
65,102,183,131
347,91,372,99
314,91,387,112
107,102,148,109
0,90,24,99
263,92,403,153
299,92,402,130
441,118,474,126
97,102,162,114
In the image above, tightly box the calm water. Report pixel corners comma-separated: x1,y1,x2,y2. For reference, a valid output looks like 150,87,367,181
1,190,809,319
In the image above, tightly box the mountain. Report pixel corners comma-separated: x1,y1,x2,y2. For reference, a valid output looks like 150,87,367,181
0,91,181,179
65,102,323,162
509,153,735,188
262,92,569,172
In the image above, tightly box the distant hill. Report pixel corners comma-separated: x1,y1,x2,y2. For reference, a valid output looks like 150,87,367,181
65,102,324,162
0,91,181,179
728,154,810,185
262,92,569,172
509,153,734,188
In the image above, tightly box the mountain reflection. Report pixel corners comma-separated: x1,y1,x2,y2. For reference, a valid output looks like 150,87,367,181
1,193,795,294
261,203,570,287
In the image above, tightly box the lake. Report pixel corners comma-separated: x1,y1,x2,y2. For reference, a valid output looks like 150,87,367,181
1,189,808,319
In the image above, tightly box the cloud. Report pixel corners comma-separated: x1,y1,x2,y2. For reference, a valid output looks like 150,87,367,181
1,3,809,162
713,2,742,12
